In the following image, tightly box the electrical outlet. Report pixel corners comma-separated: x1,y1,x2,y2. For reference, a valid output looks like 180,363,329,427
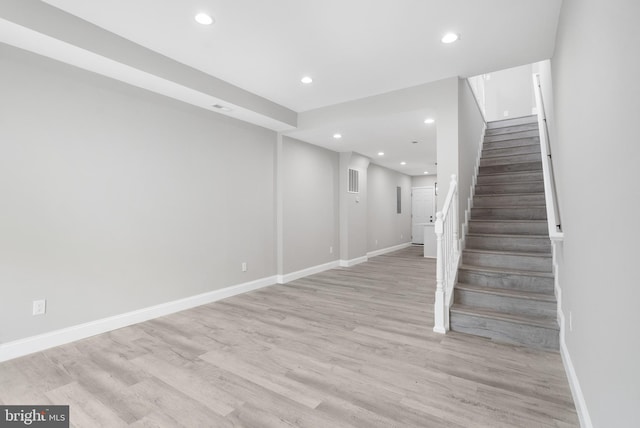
503,110,509,117
241,262,247,272
401,234,404,239
375,239,378,246
329,246,333,254
33,299,46,316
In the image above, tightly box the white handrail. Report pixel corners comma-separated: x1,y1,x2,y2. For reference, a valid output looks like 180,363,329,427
533,74,564,241
433,174,460,333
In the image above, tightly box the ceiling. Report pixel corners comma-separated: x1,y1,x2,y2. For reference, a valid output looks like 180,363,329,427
5,0,562,176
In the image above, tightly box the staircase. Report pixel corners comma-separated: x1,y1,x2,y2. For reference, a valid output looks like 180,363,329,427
449,115,559,350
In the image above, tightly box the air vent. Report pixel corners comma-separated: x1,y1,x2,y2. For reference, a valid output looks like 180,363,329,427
348,169,359,193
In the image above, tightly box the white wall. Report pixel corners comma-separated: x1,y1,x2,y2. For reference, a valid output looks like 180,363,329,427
411,175,437,188
0,43,277,343
367,164,412,252
482,64,536,121
282,137,339,273
339,153,370,263
435,78,460,211
550,0,640,425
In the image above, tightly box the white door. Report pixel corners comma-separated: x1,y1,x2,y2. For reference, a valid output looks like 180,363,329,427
412,186,435,244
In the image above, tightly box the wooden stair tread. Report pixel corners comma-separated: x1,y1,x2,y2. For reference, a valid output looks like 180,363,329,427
463,248,552,258
469,219,548,224
455,283,555,301
475,192,545,197
486,115,537,126
473,205,547,209
466,232,550,239
479,170,543,177
450,304,559,330
458,264,554,278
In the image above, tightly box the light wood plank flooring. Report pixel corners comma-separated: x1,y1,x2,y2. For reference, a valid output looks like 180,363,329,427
0,246,578,427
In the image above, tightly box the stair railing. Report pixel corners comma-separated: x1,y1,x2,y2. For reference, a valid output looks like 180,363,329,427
533,74,563,240
433,174,460,333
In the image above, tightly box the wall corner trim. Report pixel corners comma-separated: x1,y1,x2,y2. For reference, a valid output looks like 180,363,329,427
277,260,340,284
0,275,277,363
366,242,412,259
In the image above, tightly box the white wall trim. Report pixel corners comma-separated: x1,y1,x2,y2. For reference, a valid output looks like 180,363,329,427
0,275,277,363
277,260,340,284
560,333,593,428
339,256,368,267
552,241,592,428
367,242,412,259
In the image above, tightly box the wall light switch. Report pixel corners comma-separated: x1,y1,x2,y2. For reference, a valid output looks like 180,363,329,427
241,262,247,272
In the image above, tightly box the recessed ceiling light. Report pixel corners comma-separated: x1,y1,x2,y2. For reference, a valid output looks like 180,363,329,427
301,76,313,84
441,32,459,44
378,152,384,156
424,118,435,124
333,133,342,139
195,13,214,25
400,161,407,165
424,171,429,174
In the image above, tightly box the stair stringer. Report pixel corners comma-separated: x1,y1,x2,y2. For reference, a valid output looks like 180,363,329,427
460,123,488,252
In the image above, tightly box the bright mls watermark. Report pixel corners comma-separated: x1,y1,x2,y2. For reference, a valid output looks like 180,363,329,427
0,406,68,427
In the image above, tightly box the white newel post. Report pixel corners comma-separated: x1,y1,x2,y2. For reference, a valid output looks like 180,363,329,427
433,211,446,333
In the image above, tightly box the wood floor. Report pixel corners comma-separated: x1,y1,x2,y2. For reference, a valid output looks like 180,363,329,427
0,246,578,427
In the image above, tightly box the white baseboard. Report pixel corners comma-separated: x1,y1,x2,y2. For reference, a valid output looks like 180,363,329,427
367,242,412,258
552,241,591,428
277,260,340,284
560,333,592,428
339,255,368,267
0,275,277,363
